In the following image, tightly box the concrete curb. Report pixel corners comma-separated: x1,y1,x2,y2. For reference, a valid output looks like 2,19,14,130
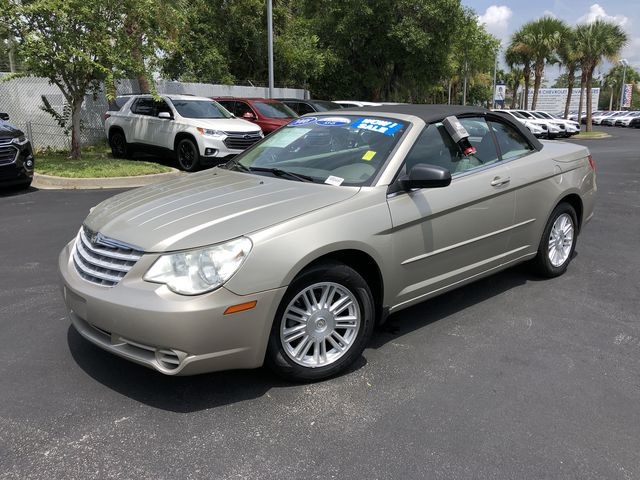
33,168,185,190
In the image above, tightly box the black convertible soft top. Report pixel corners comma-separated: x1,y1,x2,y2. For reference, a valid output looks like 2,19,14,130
353,104,543,151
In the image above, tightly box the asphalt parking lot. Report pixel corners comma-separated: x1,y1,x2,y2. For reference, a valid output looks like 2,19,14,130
1,126,639,479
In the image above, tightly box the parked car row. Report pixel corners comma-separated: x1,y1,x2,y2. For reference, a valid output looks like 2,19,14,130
591,110,640,127
105,95,352,171
492,109,580,139
0,112,35,189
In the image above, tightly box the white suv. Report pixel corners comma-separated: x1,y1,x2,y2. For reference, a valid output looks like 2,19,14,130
105,94,263,171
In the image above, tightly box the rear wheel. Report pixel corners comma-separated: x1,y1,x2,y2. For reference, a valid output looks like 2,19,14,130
266,262,375,382
109,131,130,158
176,138,200,172
532,203,578,277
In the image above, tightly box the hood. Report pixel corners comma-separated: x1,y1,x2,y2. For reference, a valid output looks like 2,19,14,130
256,118,291,133
84,169,359,252
0,121,23,139
186,117,261,134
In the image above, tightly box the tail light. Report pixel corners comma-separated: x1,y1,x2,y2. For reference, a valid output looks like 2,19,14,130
588,154,595,171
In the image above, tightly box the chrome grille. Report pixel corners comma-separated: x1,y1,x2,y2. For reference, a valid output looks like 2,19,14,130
223,132,262,151
72,227,143,287
0,142,17,166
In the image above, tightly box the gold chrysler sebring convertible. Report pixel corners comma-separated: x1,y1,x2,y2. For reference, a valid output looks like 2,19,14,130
59,105,596,381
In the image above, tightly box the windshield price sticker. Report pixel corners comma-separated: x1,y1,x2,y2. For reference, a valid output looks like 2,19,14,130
288,117,317,127
362,150,376,161
316,117,351,127
324,175,344,186
353,118,403,136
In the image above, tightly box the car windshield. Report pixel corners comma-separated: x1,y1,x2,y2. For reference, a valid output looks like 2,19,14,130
510,111,525,119
530,112,546,119
172,100,232,119
254,101,297,119
227,115,408,186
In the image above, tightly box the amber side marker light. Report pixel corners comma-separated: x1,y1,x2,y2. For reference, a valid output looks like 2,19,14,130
224,301,258,315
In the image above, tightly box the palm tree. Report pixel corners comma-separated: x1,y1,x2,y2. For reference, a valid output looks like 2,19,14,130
512,17,568,110
575,20,628,131
505,42,532,108
557,28,581,118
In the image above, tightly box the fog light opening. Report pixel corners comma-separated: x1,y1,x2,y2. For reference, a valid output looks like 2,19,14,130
155,348,186,371
204,148,218,157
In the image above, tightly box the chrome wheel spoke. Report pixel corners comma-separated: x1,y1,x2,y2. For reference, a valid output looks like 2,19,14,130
280,281,361,368
547,213,574,267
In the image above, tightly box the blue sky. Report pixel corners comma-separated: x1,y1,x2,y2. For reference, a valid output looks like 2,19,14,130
463,1,640,81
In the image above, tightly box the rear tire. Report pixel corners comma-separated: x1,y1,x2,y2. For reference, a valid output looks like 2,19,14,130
109,131,130,159
532,203,578,278
266,261,375,382
176,138,200,172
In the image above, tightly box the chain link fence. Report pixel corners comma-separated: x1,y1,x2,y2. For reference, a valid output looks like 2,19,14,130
0,75,307,150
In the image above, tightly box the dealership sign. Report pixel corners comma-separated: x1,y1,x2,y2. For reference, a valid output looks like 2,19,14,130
527,88,600,112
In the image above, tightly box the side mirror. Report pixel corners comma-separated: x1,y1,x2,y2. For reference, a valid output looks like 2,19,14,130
0,112,9,121
242,112,256,121
158,111,172,120
399,164,451,190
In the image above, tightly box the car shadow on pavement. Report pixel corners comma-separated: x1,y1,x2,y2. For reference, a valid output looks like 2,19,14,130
0,185,38,197
369,262,542,347
67,261,550,412
67,326,297,413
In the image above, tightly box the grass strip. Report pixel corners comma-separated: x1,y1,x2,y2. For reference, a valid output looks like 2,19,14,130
36,145,172,178
573,131,610,139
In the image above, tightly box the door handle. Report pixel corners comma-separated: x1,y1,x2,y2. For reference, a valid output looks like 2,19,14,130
491,176,510,186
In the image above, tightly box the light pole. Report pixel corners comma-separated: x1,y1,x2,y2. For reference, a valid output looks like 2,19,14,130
491,47,498,109
619,59,629,109
267,0,274,99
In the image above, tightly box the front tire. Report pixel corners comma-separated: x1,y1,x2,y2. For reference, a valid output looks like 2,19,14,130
176,138,200,172
266,261,375,382
532,203,578,277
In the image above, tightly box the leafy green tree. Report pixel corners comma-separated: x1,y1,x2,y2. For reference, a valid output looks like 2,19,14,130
1,0,180,158
162,0,329,89
575,20,627,130
306,0,465,101
600,64,639,109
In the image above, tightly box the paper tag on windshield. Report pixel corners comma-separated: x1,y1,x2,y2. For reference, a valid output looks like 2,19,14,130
325,175,344,186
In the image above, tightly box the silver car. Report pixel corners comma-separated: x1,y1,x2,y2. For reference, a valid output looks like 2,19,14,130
59,105,596,381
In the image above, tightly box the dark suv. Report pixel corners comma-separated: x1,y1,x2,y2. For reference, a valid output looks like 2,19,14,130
0,113,35,189
276,98,341,115
212,98,297,134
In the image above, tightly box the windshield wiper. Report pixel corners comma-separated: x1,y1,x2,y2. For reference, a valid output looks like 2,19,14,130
223,158,251,172
249,167,315,183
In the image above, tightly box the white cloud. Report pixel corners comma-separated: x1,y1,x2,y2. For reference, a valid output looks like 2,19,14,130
577,4,629,27
478,5,513,42
620,38,640,69
542,10,557,19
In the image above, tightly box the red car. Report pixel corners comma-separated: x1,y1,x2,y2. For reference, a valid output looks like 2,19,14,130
212,97,298,134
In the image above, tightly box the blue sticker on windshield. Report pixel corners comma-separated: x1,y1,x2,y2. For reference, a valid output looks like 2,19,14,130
352,118,403,136
288,116,317,126
316,117,351,126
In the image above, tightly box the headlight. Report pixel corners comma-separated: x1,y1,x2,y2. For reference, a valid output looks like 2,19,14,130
11,135,28,145
143,237,252,295
196,127,226,138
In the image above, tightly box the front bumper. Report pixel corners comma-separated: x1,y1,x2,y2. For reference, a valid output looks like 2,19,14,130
59,240,287,375
197,132,263,161
0,140,34,186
